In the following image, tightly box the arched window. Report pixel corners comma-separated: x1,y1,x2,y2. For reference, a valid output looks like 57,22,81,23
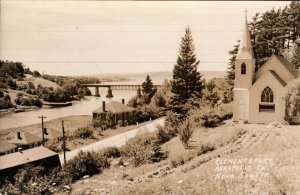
241,63,246,74
261,87,274,102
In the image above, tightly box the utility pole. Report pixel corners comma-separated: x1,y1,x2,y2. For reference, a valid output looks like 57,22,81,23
38,115,47,146
62,120,66,164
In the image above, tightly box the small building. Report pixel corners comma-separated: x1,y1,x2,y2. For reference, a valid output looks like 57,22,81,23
41,128,63,141
0,140,17,156
233,16,299,124
9,132,43,150
92,99,136,126
0,146,61,181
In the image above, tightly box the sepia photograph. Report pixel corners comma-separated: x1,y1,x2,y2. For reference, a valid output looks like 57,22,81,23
0,0,300,194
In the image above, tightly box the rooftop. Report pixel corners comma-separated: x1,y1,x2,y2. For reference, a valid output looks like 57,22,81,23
0,140,17,153
9,132,42,145
41,128,63,140
0,146,58,170
93,101,135,114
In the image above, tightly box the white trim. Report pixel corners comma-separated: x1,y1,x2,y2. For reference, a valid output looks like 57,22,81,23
233,88,249,91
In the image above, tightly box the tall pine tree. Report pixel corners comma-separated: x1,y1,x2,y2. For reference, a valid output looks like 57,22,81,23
226,40,240,88
169,27,204,117
142,75,156,104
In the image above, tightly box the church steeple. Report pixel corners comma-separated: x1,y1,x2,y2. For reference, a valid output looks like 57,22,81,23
236,15,254,59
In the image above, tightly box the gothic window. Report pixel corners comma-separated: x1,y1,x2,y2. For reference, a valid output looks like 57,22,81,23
241,63,246,74
259,87,275,112
261,87,274,102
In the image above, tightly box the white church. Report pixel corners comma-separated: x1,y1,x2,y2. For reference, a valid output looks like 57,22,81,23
233,17,299,124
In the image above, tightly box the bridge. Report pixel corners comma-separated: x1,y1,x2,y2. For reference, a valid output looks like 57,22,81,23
81,84,161,97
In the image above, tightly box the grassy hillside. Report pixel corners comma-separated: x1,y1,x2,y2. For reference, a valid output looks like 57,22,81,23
72,122,300,195
22,74,61,89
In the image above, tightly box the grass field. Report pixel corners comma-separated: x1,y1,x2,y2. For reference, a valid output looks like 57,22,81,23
71,121,300,195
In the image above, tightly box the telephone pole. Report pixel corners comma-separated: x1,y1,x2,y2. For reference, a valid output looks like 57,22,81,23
62,120,66,164
38,115,47,146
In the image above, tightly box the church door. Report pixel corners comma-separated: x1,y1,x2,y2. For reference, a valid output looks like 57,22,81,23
238,102,245,120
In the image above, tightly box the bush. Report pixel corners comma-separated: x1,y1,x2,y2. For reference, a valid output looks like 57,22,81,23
61,151,110,182
0,90,4,98
120,133,156,167
156,124,171,144
73,126,94,139
179,120,194,148
189,104,232,128
0,95,13,109
102,147,121,158
170,151,196,168
197,143,216,156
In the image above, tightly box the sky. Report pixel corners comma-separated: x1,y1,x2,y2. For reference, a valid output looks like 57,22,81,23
0,1,291,76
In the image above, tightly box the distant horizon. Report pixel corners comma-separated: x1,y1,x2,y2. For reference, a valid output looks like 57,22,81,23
1,1,290,75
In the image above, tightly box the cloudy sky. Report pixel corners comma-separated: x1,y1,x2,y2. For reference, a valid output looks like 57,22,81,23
0,1,290,76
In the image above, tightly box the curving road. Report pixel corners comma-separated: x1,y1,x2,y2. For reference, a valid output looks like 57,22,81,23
59,117,165,164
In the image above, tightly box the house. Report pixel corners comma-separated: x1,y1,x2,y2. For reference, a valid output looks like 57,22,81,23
41,128,63,141
9,132,43,150
0,146,61,181
233,17,299,124
92,99,136,126
0,140,17,156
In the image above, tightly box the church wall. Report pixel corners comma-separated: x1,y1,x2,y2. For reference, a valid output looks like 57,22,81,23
233,88,249,122
234,59,255,89
249,72,286,124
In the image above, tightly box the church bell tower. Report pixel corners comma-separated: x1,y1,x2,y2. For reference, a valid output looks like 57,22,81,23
233,13,256,122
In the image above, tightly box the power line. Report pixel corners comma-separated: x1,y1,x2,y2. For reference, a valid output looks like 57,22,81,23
23,61,228,64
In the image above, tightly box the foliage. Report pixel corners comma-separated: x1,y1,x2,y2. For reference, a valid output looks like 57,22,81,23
179,120,194,148
0,60,25,79
102,147,121,158
0,165,51,194
226,40,240,92
72,126,94,139
142,75,157,104
169,27,205,118
156,124,172,144
0,94,14,109
93,112,114,129
120,133,156,167
61,151,110,182
14,96,42,107
284,76,300,123
189,103,232,128
248,2,300,69
33,70,41,77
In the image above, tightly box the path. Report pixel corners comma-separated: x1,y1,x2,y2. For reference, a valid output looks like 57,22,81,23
59,117,165,164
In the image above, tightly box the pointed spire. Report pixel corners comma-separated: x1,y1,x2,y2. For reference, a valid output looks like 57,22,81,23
237,12,254,59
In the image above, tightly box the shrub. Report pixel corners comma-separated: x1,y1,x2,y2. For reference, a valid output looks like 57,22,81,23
179,120,194,148
170,151,196,168
61,151,110,182
197,143,216,156
120,133,156,167
102,147,121,158
73,126,94,139
0,95,13,109
25,88,32,94
45,140,63,153
156,124,171,144
0,90,4,98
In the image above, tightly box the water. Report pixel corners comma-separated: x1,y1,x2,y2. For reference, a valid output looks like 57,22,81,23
0,71,225,130
0,89,136,130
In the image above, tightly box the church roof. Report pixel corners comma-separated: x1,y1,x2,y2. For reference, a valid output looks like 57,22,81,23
92,101,135,114
274,55,299,78
269,70,286,87
236,17,254,60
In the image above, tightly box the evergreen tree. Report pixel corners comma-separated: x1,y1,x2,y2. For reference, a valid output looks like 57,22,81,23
169,27,205,117
247,2,300,69
226,40,240,88
142,75,156,104
291,39,300,69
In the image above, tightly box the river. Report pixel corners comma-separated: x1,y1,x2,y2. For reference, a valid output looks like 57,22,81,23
0,71,225,130
0,89,136,130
